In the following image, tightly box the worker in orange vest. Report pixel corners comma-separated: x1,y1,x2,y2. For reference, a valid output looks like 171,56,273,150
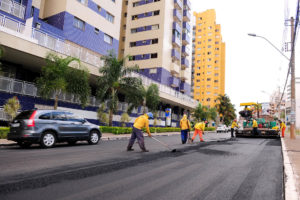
278,120,286,138
192,121,205,142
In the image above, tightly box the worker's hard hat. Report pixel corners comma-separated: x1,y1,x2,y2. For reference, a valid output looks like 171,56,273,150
147,112,154,119
234,119,237,122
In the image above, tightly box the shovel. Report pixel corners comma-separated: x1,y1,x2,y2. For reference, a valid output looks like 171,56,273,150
151,137,177,152
188,130,192,144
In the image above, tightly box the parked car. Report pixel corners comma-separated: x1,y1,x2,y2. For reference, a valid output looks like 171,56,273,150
216,124,227,133
8,110,101,148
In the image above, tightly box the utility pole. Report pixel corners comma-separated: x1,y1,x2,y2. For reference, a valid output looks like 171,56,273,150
290,17,296,139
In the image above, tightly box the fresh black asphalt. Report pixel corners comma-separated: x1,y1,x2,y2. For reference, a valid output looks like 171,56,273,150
0,134,283,200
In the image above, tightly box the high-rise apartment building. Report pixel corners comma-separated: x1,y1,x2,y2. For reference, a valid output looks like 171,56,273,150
192,9,225,108
0,0,197,126
119,0,196,115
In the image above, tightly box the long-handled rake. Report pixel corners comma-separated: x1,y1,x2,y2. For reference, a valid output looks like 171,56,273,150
151,137,177,152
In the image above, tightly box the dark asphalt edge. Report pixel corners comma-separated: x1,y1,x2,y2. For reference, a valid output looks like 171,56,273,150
0,138,232,194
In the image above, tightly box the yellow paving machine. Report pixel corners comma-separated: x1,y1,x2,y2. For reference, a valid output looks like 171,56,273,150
236,102,280,138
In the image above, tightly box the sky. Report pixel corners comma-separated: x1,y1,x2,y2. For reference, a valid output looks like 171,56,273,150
190,0,298,112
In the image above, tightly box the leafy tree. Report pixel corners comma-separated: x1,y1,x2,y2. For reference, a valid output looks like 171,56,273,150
36,53,90,110
193,103,209,122
208,107,217,121
96,51,143,126
4,96,21,121
143,83,160,113
97,103,109,125
215,94,236,126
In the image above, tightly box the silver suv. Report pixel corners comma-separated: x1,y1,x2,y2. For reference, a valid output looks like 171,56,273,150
8,110,101,148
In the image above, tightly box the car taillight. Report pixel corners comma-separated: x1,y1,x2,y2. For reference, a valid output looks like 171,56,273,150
27,110,37,127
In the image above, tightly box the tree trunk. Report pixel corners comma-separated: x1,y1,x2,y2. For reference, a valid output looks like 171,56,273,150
109,109,113,127
54,94,58,110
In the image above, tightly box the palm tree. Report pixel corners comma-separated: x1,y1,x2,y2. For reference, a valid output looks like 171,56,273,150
96,51,143,126
215,94,236,126
36,53,91,110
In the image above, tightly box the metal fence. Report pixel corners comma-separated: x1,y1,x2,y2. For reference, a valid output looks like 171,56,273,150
0,0,25,19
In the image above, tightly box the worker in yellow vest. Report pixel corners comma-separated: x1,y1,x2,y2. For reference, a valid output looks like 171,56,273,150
231,119,239,138
252,118,258,135
278,120,286,138
192,121,205,142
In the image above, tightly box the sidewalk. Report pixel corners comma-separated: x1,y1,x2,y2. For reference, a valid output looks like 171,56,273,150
282,132,300,200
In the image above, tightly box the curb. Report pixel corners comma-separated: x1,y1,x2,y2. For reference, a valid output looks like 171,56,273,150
281,138,300,200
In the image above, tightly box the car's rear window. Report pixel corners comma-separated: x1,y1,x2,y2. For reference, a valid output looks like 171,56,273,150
15,110,34,120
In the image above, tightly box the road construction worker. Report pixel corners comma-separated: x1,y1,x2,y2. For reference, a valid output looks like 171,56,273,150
180,114,191,144
192,121,205,142
279,120,286,138
127,112,153,152
231,119,239,138
252,118,258,135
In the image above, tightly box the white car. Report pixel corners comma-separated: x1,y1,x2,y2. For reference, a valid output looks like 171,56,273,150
216,124,227,133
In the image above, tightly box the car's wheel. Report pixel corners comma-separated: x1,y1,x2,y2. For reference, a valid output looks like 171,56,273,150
18,141,32,148
88,131,100,145
40,131,56,148
68,141,77,145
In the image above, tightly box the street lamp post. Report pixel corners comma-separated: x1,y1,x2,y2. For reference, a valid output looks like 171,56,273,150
248,33,296,139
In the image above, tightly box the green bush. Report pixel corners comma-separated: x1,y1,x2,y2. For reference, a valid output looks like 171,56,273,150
0,127,9,139
205,127,216,131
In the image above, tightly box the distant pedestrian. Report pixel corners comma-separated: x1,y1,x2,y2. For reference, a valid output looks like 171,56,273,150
192,121,205,142
127,112,153,152
252,118,258,135
231,119,239,138
180,114,191,144
279,120,286,138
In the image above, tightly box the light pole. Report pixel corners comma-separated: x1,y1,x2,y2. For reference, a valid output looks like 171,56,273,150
248,32,296,139
248,34,290,61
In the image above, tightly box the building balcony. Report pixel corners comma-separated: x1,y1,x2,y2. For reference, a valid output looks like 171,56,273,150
0,13,103,69
169,76,180,88
182,33,190,45
183,0,191,10
173,9,182,23
172,22,182,34
0,0,26,19
182,22,191,32
174,0,183,10
180,82,186,92
172,35,181,48
181,45,190,57
181,58,189,69
172,48,181,61
170,63,180,75
180,70,189,81
183,9,191,22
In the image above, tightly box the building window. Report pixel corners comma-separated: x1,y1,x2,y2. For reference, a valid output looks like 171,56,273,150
151,53,158,58
111,0,115,2
214,80,219,83
153,10,160,16
122,37,125,42
215,73,219,76
106,12,114,23
97,5,101,12
73,17,85,30
104,34,113,45
151,38,158,44
207,65,212,68
207,71,211,75
207,78,211,81
207,92,211,95
124,13,127,17
94,28,99,34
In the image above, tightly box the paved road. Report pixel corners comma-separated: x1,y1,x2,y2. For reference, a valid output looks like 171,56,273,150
0,134,283,200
